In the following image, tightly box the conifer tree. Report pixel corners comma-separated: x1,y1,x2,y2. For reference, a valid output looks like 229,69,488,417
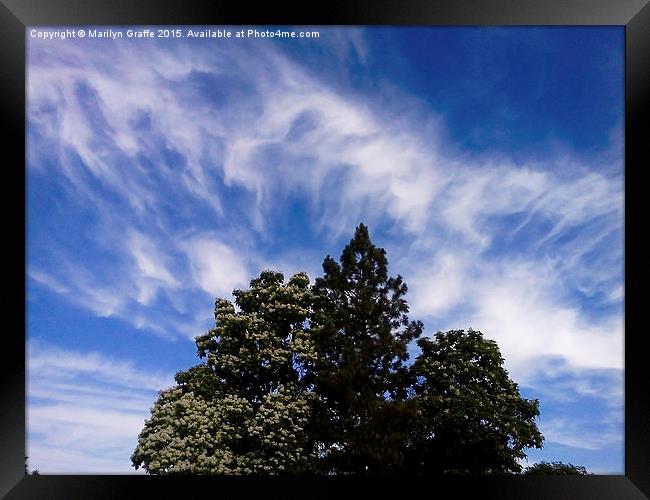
307,223,423,473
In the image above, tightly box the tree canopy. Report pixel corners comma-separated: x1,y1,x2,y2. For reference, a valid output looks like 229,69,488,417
131,223,577,475
307,223,423,473
131,271,317,474
524,461,588,475
407,329,544,474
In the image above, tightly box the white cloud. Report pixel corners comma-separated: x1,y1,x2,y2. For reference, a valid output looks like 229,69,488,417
407,250,469,318
28,341,175,473
181,235,250,298
28,269,71,295
539,416,622,451
26,28,624,468
607,284,624,304
28,32,623,370
520,361,623,404
31,34,622,326
28,265,124,318
30,405,147,450
128,231,178,287
127,230,180,304
465,259,623,379
29,342,173,391
27,445,146,474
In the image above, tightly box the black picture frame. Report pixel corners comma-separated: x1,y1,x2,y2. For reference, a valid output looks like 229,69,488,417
2,1,648,498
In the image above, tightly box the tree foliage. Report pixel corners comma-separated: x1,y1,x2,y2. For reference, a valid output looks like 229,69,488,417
407,329,544,474
307,223,423,473
132,223,573,475
524,461,588,475
131,271,317,474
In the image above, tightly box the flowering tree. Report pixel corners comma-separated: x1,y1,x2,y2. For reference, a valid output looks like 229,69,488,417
131,271,317,474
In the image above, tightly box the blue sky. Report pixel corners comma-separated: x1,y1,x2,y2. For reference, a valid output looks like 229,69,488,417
26,26,624,473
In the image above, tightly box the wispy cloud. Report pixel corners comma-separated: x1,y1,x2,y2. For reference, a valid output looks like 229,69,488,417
28,24,623,378
28,340,175,473
465,258,622,377
29,341,173,391
127,230,180,305
27,27,623,471
539,415,623,451
180,234,250,298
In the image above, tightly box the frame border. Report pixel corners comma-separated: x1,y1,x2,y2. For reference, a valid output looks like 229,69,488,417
2,1,648,498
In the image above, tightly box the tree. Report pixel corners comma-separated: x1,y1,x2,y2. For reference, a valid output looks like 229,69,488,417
307,223,423,473
524,461,588,475
407,329,544,474
25,456,39,476
131,271,318,474
132,224,559,475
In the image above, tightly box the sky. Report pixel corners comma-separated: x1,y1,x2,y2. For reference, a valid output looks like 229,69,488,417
26,26,624,474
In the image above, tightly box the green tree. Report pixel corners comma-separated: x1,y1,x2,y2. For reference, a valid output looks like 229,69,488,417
524,461,588,475
131,271,318,474
131,224,554,475
407,329,544,474
307,223,423,473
